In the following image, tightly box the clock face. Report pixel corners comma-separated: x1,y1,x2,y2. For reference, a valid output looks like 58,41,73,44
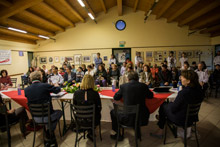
115,20,126,31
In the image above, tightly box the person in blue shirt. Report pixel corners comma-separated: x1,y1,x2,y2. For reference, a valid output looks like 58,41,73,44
95,53,103,69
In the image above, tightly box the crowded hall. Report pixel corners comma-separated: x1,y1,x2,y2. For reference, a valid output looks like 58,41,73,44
1,0,220,147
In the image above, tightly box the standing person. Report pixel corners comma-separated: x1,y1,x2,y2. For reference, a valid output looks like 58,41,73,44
94,53,103,69
63,57,70,67
73,75,102,141
120,62,127,76
76,67,84,83
42,65,48,74
71,64,76,73
0,70,12,90
135,52,143,69
139,65,154,88
214,51,220,66
179,52,188,70
110,72,153,139
85,65,95,77
109,54,117,68
81,64,88,74
48,67,64,86
64,66,76,84
158,64,172,86
195,63,209,93
95,64,107,87
167,51,176,69
25,71,62,146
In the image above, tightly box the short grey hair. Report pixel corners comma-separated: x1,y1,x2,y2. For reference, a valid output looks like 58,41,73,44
30,71,42,81
127,71,139,81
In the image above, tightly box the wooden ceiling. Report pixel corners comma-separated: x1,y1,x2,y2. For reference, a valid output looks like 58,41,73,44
0,0,219,45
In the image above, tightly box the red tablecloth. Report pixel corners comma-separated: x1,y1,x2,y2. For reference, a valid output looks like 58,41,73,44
99,89,172,113
2,90,29,110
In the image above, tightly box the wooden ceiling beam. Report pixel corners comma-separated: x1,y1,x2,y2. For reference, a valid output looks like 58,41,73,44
179,0,220,26
167,0,199,23
133,0,139,12
0,27,45,40
59,0,85,22
0,0,12,7
40,2,75,27
117,0,122,16
0,34,37,44
22,10,65,32
0,0,43,20
189,14,220,30
200,25,220,34
156,0,175,19
99,0,107,13
211,31,220,37
84,0,96,18
1,18,55,36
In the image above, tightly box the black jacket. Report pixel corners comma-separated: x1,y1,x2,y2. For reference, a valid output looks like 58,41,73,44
25,81,61,112
165,86,204,126
64,72,76,83
114,80,153,126
158,70,172,84
73,89,102,126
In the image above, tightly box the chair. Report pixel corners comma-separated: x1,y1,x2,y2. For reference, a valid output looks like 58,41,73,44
164,103,201,147
27,102,61,147
71,104,102,147
0,104,19,147
10,78,17,88
113,103,140,147
21,76,29,90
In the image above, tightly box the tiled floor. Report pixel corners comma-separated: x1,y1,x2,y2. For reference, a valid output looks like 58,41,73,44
1,96,220,147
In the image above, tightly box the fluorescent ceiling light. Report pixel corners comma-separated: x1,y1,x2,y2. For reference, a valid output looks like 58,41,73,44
77,0,85,7
88,13,94,20
8,27,27,33
38,35,50,39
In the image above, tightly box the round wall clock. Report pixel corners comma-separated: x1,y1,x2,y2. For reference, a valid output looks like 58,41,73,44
115,20,126,31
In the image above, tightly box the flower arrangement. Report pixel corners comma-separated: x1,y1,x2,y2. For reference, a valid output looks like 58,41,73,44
62,82,101,93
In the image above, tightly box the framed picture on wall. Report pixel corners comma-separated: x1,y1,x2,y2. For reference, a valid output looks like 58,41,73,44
154,51,163,62
185,51,193,58
60,56,65,63
40,57,47,64
83,56,91,63
74,54,82,65
48,57,53,64
54,56,59,63
194,50,202,58
65,56,74,63
103,56,108,61
136,51,144,61
92,53,97,63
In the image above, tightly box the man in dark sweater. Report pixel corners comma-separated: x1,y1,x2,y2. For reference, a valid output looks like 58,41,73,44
158,64,172,86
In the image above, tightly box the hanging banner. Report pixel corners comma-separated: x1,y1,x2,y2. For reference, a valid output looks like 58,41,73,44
0,50,12,65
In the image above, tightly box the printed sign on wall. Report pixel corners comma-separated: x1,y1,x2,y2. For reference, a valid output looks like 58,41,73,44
0,50,12,65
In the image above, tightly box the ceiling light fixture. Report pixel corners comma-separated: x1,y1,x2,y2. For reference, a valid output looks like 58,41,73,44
8,27,27,34
77,0,85,7
88,13,94,20
38,35,50,39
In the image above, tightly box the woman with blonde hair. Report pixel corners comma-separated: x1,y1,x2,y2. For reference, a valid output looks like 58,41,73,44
73,74,102,141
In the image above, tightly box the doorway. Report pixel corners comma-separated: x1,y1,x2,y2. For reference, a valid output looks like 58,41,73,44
27,52,33,67
112,48,131,66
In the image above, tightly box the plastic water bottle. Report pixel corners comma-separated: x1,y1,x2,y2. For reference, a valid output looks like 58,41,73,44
177,81,182,91
112,80,116,92
17,84,21,95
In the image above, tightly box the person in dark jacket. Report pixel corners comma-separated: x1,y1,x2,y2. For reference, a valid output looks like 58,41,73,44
108,64,120,86
158,64,172,86
40,69,48,83
25,71,62,146
171,67,179,88
150,70,204,138
64,66,76,84
95,64,107,86
110,71,153,140
73,74,102,141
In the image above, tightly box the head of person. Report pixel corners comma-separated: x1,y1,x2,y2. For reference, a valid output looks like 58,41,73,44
91,64,95,69
52,67,58,74
217,51,220,56
48,69,52,75
153,64,157,68
111,54,115,59
81,64,86,70
164,61,168,65
123,62,127,67
198,63,203,71
127,72,139,82
192,61,196,66
126,58,130,63
29,67,34,73
137,52,141,57
71,64,75,69
78,67,83,72
42,65,46,69
182,52,186,58
183,61,190,70
51,65,55,69
140,62,143,68
161,62,164,66
148,62,151,67
40,69,46,76
180,70,200,88
63,64,67,69
112,64,117,70
0,70,8,78
36,67,41,71
201,61,207,69
97,53,100,58
143,65,151,72
66,66,72,73
80,75,95,90
65,57,68,62
59,67,64,73
30,71,42,82
215,64,220,70
162,64,168,71
98,64,105,71
169,51,174,57
126,63,133,72
102,63,105,67
87,65,92,71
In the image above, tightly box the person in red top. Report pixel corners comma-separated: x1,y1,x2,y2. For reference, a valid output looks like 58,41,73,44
59,67,65,77
151,64,159,81
0,70,12,90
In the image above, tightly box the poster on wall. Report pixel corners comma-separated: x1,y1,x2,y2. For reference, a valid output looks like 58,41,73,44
118,52,126,63
40,57,47,64
154,51,163,62
136,51,144,62
103,56,108,61
54,56,59,63
65,56,74,63
60,56,65,63
83,56,91,63
48,57,53,64
0,50,12,65
74,54,82,65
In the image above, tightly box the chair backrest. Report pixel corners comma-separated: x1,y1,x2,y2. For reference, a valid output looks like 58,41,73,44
71,104,95,129
185,103,201,126
10,78,17,88
0,104,9,128
21,76,29,85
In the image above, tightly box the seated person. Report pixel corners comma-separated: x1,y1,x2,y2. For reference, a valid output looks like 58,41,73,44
26,67,34,77
81,64,88,74
0,95,28,137
71,64,76,73
151,70,204,137
76,67,84,83
40,69,48,83
120,62,127,76
110,72,153,140
182,61,192,71
95,64,107,87
139,65,154,88
48,67,64,86
209,64,220,97
25,71,62,146
158,65,172,86
191,61,198,71
73,75,102,141
195,63,209,93
119,63,134,87
136,62,143,74
85,65,95,77
64,66,76,84
0,70,13,90
171,67,179,88
59,67,65,77
108,64,120,86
